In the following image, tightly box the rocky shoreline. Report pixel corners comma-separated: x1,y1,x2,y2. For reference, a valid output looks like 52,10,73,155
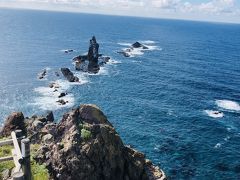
0,104,166,180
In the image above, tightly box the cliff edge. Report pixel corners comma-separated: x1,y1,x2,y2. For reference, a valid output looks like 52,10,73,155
0,104,166,180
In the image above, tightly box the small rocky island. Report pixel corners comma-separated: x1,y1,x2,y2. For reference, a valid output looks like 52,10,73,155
73,36,110,74
0,105,166,180
117,41,149,57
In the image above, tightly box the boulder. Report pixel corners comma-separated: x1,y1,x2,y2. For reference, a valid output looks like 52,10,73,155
58,92,67,98
56,99,68,105
0,112,25,136
60,68,79,82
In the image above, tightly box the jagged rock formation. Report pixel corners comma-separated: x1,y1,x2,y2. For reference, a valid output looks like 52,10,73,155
87,36,100,74
0,105,166,180
73,36,111,74
60,68,79,82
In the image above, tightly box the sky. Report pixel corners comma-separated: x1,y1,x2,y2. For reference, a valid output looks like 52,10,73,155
0,0,239,23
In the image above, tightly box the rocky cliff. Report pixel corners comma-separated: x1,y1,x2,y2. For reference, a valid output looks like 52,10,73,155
0,104,166,180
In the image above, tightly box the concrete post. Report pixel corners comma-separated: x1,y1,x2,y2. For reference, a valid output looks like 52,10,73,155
21,138,31,180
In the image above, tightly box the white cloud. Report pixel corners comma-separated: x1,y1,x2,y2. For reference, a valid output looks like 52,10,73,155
0,0,239,23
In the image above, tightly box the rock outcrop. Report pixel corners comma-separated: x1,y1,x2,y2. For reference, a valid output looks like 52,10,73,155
73,36,111,74
60,68,79,82
0,105,166,180
0,112,25,136
132,42,148,49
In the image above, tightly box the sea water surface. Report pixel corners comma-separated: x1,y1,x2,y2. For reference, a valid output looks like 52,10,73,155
0,8,240,179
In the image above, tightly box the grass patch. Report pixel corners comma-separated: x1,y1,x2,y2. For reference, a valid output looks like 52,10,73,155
81,129,92,140
0,145,12,158
0,144,14,179
31,144,49,180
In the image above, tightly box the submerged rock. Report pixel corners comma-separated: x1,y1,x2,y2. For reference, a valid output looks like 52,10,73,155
64,49,74,53
38,69,47,79
56,99,68,105
60,68,79,82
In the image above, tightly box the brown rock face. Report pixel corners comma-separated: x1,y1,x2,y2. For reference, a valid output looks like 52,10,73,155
33,104,166,180
0,112,25,136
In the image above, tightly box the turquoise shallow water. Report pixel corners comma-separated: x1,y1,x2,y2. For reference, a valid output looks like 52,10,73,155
0,8,240,179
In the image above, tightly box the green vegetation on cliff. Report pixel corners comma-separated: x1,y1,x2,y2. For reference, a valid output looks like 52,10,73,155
0,142,49,180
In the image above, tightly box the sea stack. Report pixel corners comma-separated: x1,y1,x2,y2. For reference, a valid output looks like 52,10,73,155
87,36,100,74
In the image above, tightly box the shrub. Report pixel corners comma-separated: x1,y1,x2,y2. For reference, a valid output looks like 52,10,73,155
81,129,92,140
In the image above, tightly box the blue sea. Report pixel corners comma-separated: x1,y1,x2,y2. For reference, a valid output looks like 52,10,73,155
0,8,240,179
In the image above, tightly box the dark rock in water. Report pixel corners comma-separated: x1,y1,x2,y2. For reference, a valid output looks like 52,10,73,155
55,72,60,77
38,69,47,79
49,82,60,89
32,104,166,180
64,49,74,53
132,42,148,49
60,68,79,82
87,36,100,74
117,51,131,57
0,112,25,136
58,92,67,98
56,99,68,105
99,56,110,66
73,56,88,72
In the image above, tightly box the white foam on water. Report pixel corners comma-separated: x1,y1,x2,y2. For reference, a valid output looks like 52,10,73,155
60,49,75,52
118,41,161,57
214,143,222,149
140,40,155,44
32,85,74,111
108,59,122,64
32,73,89,111
204,110,224,118
216,100,240,111
88,66,109,76
224,136,230,141
118,43,132,46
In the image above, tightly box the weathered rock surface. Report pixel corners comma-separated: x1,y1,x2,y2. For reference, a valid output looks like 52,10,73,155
0,105,166,180
60,68,79,82
74,37,112,74
0,112,25,136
